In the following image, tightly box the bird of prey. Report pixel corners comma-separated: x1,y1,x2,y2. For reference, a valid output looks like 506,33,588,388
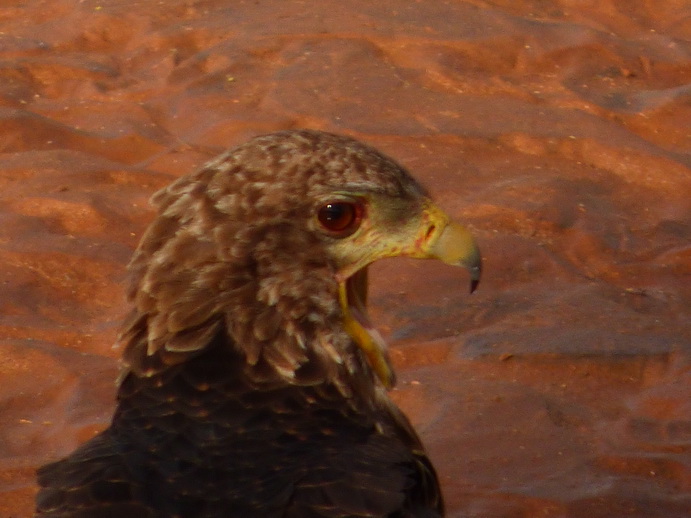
35,130,481,518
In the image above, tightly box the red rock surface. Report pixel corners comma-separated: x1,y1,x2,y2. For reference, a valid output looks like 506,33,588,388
1,1,689,516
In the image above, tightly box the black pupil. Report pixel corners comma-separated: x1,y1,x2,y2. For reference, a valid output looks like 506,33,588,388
319,203,354,231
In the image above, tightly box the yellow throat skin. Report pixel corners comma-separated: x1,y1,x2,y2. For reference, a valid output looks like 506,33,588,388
338,201,482,388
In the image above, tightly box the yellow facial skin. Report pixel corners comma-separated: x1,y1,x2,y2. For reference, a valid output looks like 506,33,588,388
327,195,482,388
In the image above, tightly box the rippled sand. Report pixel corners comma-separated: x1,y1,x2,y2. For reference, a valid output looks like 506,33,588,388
1,1,689,516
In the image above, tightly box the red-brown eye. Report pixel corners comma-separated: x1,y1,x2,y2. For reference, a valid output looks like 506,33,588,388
317,201,363,236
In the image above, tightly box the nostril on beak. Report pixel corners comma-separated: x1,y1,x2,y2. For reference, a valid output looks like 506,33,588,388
425,224,436,241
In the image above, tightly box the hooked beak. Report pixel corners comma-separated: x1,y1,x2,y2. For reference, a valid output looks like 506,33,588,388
425,217,482,294
338,200,482,389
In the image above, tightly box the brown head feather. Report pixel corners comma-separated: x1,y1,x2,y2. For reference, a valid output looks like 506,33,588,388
119,130,427,391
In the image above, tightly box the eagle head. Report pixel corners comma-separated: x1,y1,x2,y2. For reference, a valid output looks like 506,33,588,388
119,130,481,392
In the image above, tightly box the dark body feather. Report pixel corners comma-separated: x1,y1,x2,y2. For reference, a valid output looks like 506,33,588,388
35,131,446,517
37,327,441,517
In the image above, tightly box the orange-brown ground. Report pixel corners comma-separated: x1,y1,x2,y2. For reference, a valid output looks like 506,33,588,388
1,1,689,517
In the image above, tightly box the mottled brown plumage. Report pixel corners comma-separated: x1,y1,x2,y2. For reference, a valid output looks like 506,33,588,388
35,130,481,518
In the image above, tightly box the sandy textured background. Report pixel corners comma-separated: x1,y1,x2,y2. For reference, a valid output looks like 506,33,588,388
1,1,690,516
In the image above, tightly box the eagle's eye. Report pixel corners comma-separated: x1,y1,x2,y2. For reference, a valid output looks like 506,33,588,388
317,201,363,236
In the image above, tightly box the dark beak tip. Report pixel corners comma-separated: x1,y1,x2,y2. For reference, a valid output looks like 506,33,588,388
470,278,480,294
468,261,482,294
